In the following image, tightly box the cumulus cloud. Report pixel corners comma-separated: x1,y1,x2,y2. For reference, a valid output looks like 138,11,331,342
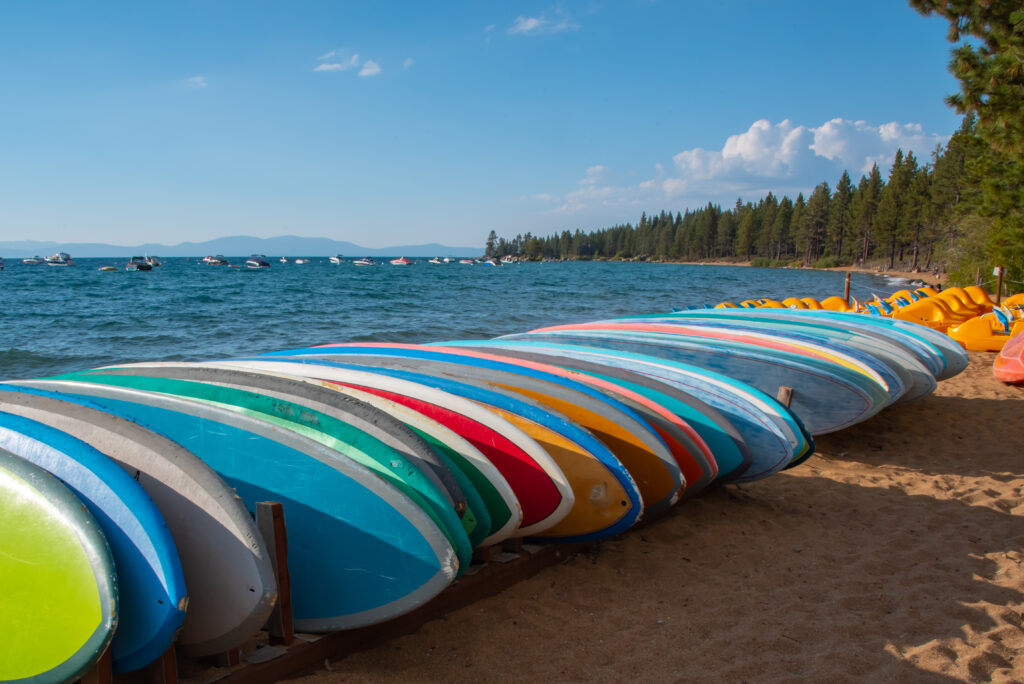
508,7,579,35
358,60,381,77
185,76,208,88
532,117,949,218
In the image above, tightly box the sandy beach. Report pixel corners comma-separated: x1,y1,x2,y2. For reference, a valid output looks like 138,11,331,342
279,351,1023,683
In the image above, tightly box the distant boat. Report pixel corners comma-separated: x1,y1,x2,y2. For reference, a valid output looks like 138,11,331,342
244,255,271,269
202,255,229,265
389,257,412,266
98,266,118,272
458,259,475,265
329,255,344,264
0,257,4,271
279,256,288,263
443,257,455,263
428,257,443,265
145,256,161,267
294,258,310,264
500,255,517,264
483,259,499,266
352,257,375,266
45,252,75,267
22,256,43,264
126,256,153,272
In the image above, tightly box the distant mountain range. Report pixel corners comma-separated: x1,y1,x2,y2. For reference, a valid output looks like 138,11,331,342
0,235,483,258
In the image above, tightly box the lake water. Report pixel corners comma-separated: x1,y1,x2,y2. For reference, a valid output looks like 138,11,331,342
0,257,917,380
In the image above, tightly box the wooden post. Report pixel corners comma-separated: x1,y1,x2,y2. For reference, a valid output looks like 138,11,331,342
213,648,241,668
258,502,295,646
78,646,112,684
844,272,851,306
995,266,1004,305
148,644,178,684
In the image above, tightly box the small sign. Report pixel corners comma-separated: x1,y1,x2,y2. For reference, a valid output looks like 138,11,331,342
993,266,1004,276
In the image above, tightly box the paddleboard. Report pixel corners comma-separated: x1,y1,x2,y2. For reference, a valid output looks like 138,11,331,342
52,370,473,572
0,448,117,684
0,411,186,673
0,385,276,657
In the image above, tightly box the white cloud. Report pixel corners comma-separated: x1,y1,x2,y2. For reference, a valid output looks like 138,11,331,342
358,60,381,77
579,165,606,186
186,76,208,88
313,52,360,73
508,8,579,35
484,24,495,32
531,117,949,219
403,57,414,70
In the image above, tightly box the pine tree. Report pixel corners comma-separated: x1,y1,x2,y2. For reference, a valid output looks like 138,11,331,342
851,165,884,264
910,0,1024,284
828,171,853,261
802,182,831,265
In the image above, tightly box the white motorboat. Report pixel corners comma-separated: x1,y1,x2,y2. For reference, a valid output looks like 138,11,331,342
352,257,376,266
389,257,412,266
329,255,344,264
45,252,75,267
245,255,271,269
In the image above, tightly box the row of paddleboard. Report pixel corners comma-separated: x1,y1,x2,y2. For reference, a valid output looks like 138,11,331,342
0,309,968,683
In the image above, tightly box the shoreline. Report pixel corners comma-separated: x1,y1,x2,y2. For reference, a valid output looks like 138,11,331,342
670,258,950,287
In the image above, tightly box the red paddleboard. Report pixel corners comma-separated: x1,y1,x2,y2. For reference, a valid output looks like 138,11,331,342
329,382,565,532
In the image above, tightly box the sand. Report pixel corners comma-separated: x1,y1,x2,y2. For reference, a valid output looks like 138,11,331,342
279,351,1023,683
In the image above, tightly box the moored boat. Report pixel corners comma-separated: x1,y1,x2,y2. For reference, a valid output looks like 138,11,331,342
202,255,229,265
145,256,161,267
352,257,376,266
126,256,153,272
45,252,75,267
390,257,412,266
294,257,310,264
22,255,43,264
428,257,443,265
244,255,271,269
329,255,344,264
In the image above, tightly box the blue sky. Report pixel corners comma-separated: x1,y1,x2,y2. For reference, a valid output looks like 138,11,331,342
0,1,961,248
